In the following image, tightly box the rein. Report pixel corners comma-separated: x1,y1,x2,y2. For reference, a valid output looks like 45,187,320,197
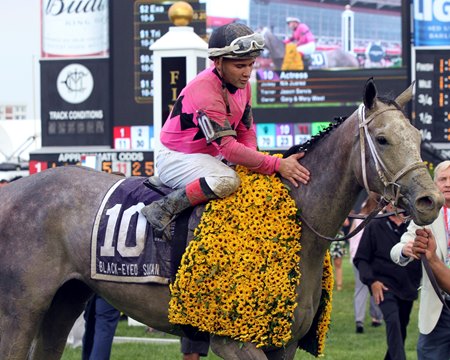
348,209,405,220
421,255,450,311
298,102,426,242
297,198,387,242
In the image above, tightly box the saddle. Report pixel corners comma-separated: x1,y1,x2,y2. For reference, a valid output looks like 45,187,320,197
90,176,205,285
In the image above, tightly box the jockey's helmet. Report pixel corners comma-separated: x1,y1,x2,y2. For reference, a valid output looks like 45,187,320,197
286,17,301,23
208,23,265,60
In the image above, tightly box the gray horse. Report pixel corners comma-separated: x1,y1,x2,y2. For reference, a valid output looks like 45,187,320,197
262,27,359,70
0,79,443,360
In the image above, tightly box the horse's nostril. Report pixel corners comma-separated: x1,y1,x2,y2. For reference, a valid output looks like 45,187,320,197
416,196,434,211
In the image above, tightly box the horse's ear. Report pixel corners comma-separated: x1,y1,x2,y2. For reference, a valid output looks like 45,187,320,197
363,77,377,110
395,81,415,108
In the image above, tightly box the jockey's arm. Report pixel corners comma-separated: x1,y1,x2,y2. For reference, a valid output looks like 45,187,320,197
213,136,309,186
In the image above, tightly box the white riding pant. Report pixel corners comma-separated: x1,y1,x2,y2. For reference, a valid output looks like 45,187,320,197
297,42,316,55
155,144,241,198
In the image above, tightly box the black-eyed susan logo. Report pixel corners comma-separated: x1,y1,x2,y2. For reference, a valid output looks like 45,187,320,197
56,63,94,104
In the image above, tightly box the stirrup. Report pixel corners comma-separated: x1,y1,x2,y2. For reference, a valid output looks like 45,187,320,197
154,214,177,240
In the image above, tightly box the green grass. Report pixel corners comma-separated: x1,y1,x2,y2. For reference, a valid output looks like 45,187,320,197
62,255,419,359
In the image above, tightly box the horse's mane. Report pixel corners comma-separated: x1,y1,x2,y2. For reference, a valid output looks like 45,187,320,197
283,96,403,158
283,116,347,158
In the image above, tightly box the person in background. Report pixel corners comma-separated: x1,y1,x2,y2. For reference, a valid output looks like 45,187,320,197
354,204,421,360
180,337,209,360
141,23,310,238
82,295,120,360
348,195,383,333
330,217,350,291
391,160,450,359
284,17,316,57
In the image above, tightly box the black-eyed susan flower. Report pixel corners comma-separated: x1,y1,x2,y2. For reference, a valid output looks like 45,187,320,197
168,160,333,353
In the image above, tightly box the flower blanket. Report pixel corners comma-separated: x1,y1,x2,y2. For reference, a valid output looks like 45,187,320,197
169,163,333,355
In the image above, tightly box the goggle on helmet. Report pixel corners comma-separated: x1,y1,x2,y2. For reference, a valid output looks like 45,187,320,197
208,24,265,59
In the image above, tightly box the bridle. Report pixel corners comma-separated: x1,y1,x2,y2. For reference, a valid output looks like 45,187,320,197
298,102,427,242
357,103,426,210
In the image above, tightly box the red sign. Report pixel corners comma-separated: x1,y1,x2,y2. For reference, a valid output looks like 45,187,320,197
29,160,49,174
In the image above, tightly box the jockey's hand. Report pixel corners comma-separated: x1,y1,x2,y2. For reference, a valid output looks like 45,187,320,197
371,280,388,305
402,239,420,260
278,153,310,187
413,228,437,261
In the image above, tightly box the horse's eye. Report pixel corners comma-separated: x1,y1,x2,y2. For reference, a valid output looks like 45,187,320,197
376,136,388,145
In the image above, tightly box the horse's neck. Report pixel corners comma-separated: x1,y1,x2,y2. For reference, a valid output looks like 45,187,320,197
288,115,362,238
262,28,285,59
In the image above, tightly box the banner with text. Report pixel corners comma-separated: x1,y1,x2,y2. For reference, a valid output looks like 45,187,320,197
40,59,111,146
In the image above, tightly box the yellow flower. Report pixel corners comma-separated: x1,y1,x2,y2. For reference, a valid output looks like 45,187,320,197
168,161,332,352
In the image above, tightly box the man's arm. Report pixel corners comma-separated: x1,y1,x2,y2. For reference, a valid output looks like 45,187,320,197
413,228,450,293
353,228,376,288
390,220,421,265
354,225,388,304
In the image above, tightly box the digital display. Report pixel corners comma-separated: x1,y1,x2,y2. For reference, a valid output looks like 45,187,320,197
248,0,408,149
251,67,408,134
250,0,403,72
255,69,404,106
29,151,154,177
111,0,206,128
414,49,450,143
134,2,206,103
111,0,408,152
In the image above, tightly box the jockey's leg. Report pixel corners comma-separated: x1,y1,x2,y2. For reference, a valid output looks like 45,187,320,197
142,145,241,238
296,42,316,69
142,170,241,239
142,178,217,238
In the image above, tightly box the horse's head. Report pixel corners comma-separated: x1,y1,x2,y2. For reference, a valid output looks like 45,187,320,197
357,78,443,226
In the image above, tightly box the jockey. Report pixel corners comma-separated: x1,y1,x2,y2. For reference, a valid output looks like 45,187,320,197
284,17,316,57
141,23,310,237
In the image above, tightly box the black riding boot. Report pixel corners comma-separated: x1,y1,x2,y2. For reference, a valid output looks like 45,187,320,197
141,188,191,239
142,178,218,240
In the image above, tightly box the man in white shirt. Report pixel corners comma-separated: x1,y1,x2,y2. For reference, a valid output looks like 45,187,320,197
391,160,450,359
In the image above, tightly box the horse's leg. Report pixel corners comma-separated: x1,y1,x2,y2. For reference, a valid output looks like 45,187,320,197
29,280,93,360
265,342,297,360
210,336,268,360
0,269,50,360
0,314,40,360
